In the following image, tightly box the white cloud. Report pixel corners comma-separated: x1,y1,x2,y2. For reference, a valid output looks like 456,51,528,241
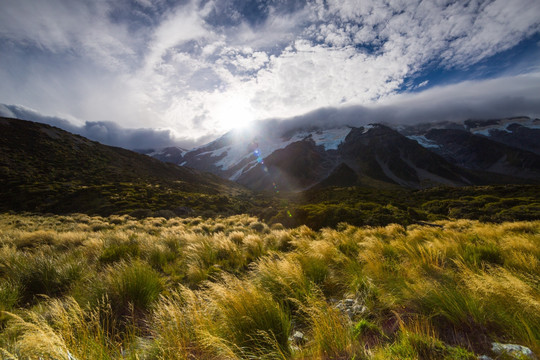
379,72,540,123
0,0,136,71
416,80,429,89
1,0,539,144
143,1,212,73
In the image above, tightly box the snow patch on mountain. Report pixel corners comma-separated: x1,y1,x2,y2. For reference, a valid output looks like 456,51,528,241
407,135,441,148
184,127,352,176
209,136,296,172
362,124,375,134
229,168,244,181
304,127,351,150
149,146,187,157
468,117,540,136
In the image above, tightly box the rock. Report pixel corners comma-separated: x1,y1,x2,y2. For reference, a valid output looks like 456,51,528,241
292,331,305,342
289,330,307,345
478,356,493,360
492,342,537,360
352,304,367,314
334,297,367,319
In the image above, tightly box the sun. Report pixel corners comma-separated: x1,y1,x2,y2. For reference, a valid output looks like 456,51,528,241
216,96,255,131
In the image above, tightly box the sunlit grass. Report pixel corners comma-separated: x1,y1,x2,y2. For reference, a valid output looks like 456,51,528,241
0,213,538,358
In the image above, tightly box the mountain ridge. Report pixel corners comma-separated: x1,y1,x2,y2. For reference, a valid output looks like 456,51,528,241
0,116,249,215
147,117,540,191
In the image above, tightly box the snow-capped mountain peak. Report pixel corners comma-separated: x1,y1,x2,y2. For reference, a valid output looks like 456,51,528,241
148,117,540,191
160,126,352,181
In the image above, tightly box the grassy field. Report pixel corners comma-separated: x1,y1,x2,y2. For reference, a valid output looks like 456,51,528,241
0,213,538,359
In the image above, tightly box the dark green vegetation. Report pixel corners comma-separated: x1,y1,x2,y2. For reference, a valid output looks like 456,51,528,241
0,214,538,359
1,117,539,230
0,117,249,216
267,184,540,229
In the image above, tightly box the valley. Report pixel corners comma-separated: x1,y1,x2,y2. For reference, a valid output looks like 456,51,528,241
0,116,539,359
2,1,539,358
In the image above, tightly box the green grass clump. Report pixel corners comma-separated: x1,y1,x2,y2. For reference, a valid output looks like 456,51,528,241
204,275,291,358
379,331,477,360
107,261,163,314
10,253,83,304
99,241,140,264
0,280,20,315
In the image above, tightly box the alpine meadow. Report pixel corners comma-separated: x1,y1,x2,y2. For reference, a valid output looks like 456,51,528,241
1,0,540,359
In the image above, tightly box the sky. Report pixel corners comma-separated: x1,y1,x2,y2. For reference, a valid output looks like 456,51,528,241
1,0,540,149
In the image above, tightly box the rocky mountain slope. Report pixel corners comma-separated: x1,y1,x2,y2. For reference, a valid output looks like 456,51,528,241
148,117,540,191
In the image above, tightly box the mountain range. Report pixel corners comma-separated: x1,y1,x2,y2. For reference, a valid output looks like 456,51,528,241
145,116,540,191
1,115,539,226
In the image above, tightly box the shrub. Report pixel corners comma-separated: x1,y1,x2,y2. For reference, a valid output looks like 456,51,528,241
153,210,177,219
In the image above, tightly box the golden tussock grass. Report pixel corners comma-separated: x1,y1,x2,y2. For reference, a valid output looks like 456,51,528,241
0,214,538,359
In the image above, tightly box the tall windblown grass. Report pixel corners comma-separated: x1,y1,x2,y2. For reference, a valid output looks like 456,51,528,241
203,275,291,358
298,295,360,359
150,276,291,360
2,297,130,359
0,214,538,358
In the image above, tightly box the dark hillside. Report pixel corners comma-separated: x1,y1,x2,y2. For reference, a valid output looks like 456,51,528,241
0,117,249,215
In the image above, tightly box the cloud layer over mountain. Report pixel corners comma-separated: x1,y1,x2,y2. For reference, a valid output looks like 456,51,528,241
3,73,539,150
